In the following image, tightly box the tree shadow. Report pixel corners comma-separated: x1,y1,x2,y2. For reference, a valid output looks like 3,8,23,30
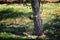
0,8,33,35
44,14,60,40
0,8,32,21
0,25,26,36
44,13,60,30
0,20,34,40
0,7,34,39
0,8,23,20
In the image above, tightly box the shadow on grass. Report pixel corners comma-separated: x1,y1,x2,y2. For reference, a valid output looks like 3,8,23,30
0,26,26,36
0,19,36,40
44,14,60,29
0,8,34,40
0,37,43,40
0,8,32,20
0,7,60,40
44,14,60,40
0,25,43,40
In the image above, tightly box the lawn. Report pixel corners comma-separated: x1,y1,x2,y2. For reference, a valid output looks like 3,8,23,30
0,3,60,40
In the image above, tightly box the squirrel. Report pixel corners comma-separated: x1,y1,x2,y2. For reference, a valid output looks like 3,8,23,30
29,15,38,20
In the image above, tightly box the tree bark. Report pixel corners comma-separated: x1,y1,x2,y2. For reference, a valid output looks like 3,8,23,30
31,0,43,36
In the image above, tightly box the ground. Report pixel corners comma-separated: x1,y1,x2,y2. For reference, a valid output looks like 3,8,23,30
0,3,60,40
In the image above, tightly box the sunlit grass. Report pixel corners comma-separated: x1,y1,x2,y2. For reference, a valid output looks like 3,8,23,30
0,3,60,24
0,3,60,39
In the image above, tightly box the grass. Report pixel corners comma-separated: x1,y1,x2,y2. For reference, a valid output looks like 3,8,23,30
0,3,60,40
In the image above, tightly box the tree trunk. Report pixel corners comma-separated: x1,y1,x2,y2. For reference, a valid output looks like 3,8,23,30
31,0,43,36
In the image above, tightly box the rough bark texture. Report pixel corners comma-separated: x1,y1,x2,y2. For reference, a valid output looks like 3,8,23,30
31,0,43,36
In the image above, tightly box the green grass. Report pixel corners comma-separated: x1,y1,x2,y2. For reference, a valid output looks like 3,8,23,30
0,3,60,40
